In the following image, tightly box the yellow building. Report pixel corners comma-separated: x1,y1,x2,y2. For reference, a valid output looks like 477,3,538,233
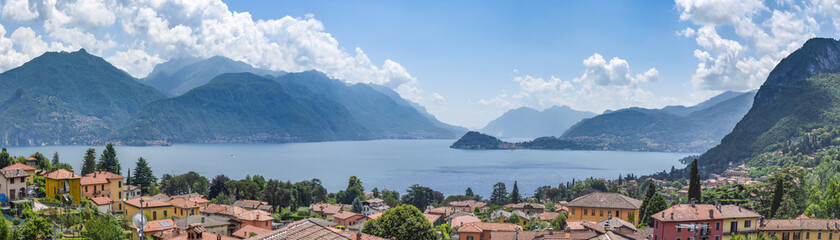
44,169,82,206
123,196,174,221
2,163,36,184
566,192,642,224
718,205,761,240
761,218,840,240
81,171,125,212
167,197,201,218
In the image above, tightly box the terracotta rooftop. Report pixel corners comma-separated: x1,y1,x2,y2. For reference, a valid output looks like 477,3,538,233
761,219,840,231
310,203,346,215
458,222,519,233
246,219,349,240
0,168,29,179
125,196,173,208
717,205,761,219
233,199,271,209
363,198,384,204
366,212,383,220
237,209,273,221
428,206,456,215
123,185,140,191
2,163,35,171
333,211,364,220
424,213,440,224
154,227,239,240
504,202,546,209
233,224,272,238
25,157,36,162
449,200,487,209
539,212,559,221
566,192,642,210
652,204,723,222
81,171,123,185
131,219,176,233
490,231,538,240
90,196,112,205
450,215,481,227
334,230,388,240
167,197,200,209
44,169,81,180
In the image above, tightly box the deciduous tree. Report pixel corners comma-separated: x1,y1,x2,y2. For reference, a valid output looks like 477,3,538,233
362,205,435,240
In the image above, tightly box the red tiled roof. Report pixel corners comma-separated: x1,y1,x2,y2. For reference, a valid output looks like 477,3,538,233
333,211,364,221
246,219,348,240
458,222,518,233
567,192,642,210
652,204,723,222
540,212,560,221
2,163,35,171
450,215,481,227
131,219,176,233
334,229,388,240
761,219,840,231
237,210,273,221
366,212,383,220
167,198,199,209
125,196,172,208
233,225,271,238
25,157,36,162
123,185,140,191
90,196,112,205
81,171,123,185
310,203,347,215
449,200,487,209
424,213,440,224
44,169,81,180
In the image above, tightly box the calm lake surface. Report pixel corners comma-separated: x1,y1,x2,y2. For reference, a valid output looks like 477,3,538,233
4,140,691,197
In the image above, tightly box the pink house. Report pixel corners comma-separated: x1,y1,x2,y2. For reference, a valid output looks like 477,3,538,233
652,204,725,240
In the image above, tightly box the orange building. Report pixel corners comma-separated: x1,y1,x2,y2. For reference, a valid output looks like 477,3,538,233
236,209,273,230
458,222,519,240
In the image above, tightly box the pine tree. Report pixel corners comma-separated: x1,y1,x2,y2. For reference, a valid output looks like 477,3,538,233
132,157,156,191
688,159,701,202
98,143,121,174
81,148,97,175
775,194,800,219
508,181,523,204
490,182,508,205
352,197,363,213
465,187,474,197
0,148,10,168
638,183,656,226
51,152,59,166
643,193,669,226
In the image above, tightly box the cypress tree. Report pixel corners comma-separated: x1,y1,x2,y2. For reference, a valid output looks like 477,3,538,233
770,178,785,218
51,152,59,166
508,181,523,204
465,187,475,197
688,159,701,202
638,182,656,225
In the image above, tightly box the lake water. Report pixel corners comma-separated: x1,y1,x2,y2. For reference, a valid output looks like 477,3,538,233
3,140,691,197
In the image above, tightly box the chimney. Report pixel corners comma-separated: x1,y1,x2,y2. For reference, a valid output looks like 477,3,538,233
670,213,674,220
356,232,361,239
709,209,714,218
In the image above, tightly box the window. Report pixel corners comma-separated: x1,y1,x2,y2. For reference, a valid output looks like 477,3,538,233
654,236,657,240
716,222,720,230
600,210,603,216
615,210,619,217
85,186,88,192
119,192,122,199
731,221,738,233
101,185,104,191
818,232,822,239
677,238,681,240
164,210,168,217
119,181,122,187
655,221,658,228
715,236,719,240
467,237,474,240
591,209,595,216
584,209,588,215
572,209,575,215
9,178,13,184
744,220,751,228
806,232,810,239
677,227,682,232
153,212,157,219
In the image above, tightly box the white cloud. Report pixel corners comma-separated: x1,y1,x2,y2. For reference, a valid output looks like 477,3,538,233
481,54,676,113
676,0,824,91
0,0,425,102
1,0,40,22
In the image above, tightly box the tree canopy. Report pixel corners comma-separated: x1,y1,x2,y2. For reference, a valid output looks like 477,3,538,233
362,205,436,240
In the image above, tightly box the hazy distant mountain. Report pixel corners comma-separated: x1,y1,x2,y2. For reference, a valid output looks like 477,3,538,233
561,90,756,152
480,106,596,138
0,49,166,146
143,56,286,96
114,73,370,144
369,85,468,136
699,37,840,173
273,71,459,139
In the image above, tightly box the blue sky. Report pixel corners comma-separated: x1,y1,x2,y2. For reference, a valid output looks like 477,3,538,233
0,0,837,128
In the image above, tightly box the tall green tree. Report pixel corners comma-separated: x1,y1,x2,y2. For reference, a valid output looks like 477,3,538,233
770,178,784,218
402,184,434,211
688,159,701,202
81,148,97,175
509,181,523,204
490,182,508,205
642,193,669,227
30,152,50,170
352,197,363,213
362,205,436,240
51,152,60,166
638,182,656,225
209,175,230,199
0,148,10,168
97,143,121,174
81,217,126,239
337,176,365,204
465,187,474,198
550,212,568,230
132,157,157,192
775,194,800,219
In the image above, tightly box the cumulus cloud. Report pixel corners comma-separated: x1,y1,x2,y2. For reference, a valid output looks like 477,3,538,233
480,54,676,113
0,0,425,102
676,0,825,91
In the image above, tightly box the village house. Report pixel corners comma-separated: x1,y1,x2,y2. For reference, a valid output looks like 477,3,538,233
309,203,348,220
81,171,124,212
333,211,367,227
174,214,234,237
23,157,37,168
458,222,520,240
566,192,642,224
760,218,840,240
424,213,442,226
718,205,762,240
233,199,274,213
123,185,141,200
124,196,174,221
152,223,239,240
0,168,28,200
233,224,271,238
2,163,35,183
44,169,82,205
427,206,456,219
90,196,113,214
168,197,202,218
652,204,724,240
361,198,389,216
449,200,487,213
236,208,273,230
451,215,481,227
504,202,546,214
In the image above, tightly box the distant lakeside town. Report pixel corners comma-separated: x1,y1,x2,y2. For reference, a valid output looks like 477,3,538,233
0,144,821,240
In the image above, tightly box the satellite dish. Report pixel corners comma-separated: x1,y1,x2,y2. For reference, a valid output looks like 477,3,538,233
132,212,147,237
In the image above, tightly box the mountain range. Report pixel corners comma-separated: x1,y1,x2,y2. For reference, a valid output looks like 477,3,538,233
456,89,755,152
0,50,463,146
480,106,596,138
698,37,840,174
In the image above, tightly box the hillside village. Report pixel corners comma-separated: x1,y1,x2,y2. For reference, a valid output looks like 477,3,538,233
0,144,827,240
